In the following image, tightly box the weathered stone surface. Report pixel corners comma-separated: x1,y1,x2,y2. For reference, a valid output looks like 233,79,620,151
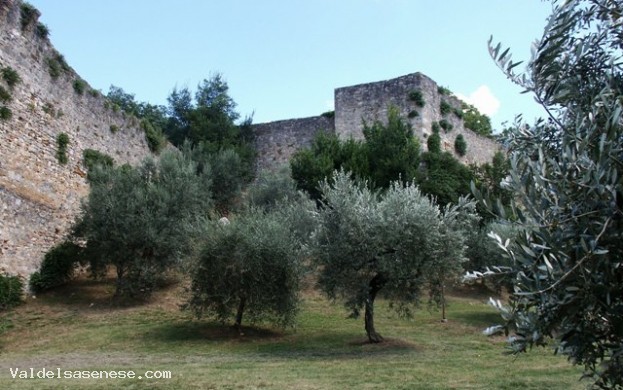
253,116,334,171
334,72,500,165
254,72,500,168
0,0,151,277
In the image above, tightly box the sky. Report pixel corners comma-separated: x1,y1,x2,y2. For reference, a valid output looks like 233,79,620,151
29,1,554,131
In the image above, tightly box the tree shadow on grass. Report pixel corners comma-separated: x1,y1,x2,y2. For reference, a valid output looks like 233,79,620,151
144,320,283,343
30,274,181,311
451,310,502,329
143,320,419,360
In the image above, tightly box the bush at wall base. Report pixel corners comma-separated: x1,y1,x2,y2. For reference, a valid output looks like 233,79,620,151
29,241,83,293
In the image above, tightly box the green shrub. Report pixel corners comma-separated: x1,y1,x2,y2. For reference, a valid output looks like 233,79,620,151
440,100,452,116
30,241,83,293
453,107,464,119
408,89,425,107
321,110,335,119
427,131,441,153
89,89,99,98
0,86,11,103
454,134,467,156
83,149,114,172
1,67,21,89
46,54,70,80
438,86,452,96
35,22,49,38
47,58,61,79
0,106,12,121
408,110,419,118
42,102,54,115
432,122,441,134
73,79,86,95
141,119,166,153
439,119,453,132
56,133,69,164
109,124,119,133
20,2,38,31
0,273,23,310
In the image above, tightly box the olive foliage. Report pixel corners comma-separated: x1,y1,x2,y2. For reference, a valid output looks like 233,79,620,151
313,170,477,342
185,170,315,329
74,150,212,297
467,1,623,387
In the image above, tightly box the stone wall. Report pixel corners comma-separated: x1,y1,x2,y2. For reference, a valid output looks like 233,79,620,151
253,115,334,171
334,72,500,165
0,0,152,277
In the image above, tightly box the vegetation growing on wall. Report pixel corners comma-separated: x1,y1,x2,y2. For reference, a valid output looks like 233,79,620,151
438,86,452,96
454,134,467,156
408,89,425,107
141,119,166,153
46,53,70,80
0,106,11,120
35,22,49,38
1,67,21,89
0,86,10,103
19,2,38,31
56,132,69,164
321,110,335,118
439,119,453,132
440,100,452,116
83,148,114,171
73,79,86,95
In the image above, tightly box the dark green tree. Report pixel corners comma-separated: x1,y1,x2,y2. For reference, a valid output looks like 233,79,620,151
74,151,212,297
164,74,256,180
467,1,623,387
362,107,421,188
290,132,361,201
418,151,474,207
290,109,419,199
313,171,477,342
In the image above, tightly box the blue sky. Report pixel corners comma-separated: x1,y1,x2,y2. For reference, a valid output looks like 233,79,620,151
29,1,553,130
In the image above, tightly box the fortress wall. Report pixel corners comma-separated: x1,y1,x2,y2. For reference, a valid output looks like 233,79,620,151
252,115,334,171
334,72,500,165
0,0,152,276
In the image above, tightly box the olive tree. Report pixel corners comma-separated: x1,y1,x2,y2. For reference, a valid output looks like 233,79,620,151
468,1,623,387
74,150,212,297
185,177,316,330
313,170,477,342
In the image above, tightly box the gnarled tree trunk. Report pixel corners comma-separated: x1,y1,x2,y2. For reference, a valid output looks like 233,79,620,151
365,273,387,343
234,296,246,334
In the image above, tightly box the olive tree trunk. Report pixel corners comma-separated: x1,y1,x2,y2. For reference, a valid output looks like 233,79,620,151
234,296,246,333
364,273,387,343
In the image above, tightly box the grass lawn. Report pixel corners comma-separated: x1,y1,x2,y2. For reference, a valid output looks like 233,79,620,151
0,277,587,389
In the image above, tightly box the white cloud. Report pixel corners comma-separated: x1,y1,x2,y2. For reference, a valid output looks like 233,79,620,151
456,85,500,117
